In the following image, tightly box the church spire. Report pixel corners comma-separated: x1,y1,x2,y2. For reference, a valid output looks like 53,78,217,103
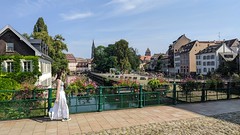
91,40,95,59
145,48,151,56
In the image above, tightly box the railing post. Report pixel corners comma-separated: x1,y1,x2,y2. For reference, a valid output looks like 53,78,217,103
201,83,205,102
98,86,103,112
47,88,52,112
138,85,143,108
172,83,177,105
227,82,230,100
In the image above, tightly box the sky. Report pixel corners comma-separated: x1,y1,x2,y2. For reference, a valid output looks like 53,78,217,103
1,0,240,58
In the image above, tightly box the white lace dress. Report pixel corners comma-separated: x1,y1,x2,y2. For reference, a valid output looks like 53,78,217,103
51,80,69,120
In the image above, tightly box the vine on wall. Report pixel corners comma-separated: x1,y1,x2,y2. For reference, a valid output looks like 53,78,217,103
0,55,41,83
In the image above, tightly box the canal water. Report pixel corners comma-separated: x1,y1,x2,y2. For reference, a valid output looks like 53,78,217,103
68,94,139,113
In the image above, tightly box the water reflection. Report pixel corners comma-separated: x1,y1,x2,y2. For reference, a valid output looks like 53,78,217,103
68,95,138,113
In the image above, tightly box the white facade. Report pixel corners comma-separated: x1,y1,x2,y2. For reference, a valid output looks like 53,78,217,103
196,44,233,75
38,58,52,88
68,62,77,72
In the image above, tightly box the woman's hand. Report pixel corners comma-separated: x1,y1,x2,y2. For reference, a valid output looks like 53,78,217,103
55,99,59,103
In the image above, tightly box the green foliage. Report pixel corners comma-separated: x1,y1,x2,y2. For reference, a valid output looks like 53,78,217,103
0,77,20,90
216,61,238,77
205,74,224,89
154,54,163,71
33,17,48,33
0,55,41,84
114,79,140,90
93,39,140,73
32,17,68,76
147,78,169,91
0,77,21,101
179,77,202,94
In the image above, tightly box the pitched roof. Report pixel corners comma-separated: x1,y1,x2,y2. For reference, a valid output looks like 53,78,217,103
195,44,222,55
224,39,239,47
179,40,197,54
65,54,77,63
0,25,53,62
140,56,151,61
173,34,190,44
0,25,42,56
151,53,161,59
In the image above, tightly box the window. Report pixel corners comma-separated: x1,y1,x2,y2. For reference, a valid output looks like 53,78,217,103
7,62,14,72
211,61,215,66
6,43,14,52
207,55,210,59
203,68,207,72
211,68,214,72
23,61,31,72
203,62,206,66
203,56,206,60
211,55,215,59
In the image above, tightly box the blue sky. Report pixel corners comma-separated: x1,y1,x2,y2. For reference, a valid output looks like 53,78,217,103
1,0,240,58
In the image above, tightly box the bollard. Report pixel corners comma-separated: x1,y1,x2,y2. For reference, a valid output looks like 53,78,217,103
172,83,177,105
138,85,143,108
201,83,206,102
47,88,52,112
98,86,103,112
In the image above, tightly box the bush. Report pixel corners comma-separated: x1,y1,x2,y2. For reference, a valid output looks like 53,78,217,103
147,78,169,91
0,77,21,90
0,77,21,101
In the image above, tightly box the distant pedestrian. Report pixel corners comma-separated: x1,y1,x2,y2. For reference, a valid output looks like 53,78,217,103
49,70,71,122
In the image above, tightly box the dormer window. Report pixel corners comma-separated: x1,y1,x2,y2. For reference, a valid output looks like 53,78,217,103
6,43,14,52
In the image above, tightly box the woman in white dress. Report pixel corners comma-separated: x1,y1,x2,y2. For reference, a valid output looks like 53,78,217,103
51,71,71,121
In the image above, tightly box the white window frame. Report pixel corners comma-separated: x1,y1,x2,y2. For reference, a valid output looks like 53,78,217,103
23,60,32,72
6,43,14,52
6,61,14,72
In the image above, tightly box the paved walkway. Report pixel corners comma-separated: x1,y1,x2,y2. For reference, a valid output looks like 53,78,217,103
0,99,239,135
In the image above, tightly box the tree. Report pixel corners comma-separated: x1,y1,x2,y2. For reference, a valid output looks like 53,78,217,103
92,39,140,73
115,39,130,72
32,17,68,76
22,33,30,40
33,17,48,33
51,35,68,74
155,54,163,71
128,48,140,71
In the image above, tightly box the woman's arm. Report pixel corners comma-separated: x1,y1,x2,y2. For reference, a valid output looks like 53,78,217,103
55,79,61,102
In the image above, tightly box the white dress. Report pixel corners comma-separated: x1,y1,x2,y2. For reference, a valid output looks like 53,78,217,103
51,80,69,120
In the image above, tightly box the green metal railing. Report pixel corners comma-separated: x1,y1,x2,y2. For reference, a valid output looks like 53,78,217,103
175,82,240,103
0,85,172,120
0,88,56,120
67,85,172,114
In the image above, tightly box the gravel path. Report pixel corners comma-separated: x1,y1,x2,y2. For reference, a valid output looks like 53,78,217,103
85,111,240,135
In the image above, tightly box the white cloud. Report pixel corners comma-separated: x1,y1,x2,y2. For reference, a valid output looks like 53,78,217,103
60,12,93,21
16,0,53,17
105,0,176,15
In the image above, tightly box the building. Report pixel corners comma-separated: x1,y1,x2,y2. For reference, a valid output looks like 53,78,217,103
178,40,221,75
148,53,161,71
166,34,191,74
0,25,53,87
139,48,152,71
224,38,239,53
65,53,77,74
76,57,92,73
